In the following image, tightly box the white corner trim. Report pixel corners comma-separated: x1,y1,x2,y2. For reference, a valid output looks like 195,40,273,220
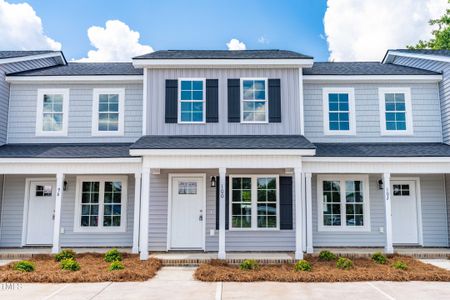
322,87,356,136
384,50,450,64
91,88,125,136
240,78,269,124
177,78,206,124
142,68,148,135
0,52,65,65
6,75,143,83
132,58,314,68
303,74,442,82
299,68,305,135
378,87,413,136
35,88,70,137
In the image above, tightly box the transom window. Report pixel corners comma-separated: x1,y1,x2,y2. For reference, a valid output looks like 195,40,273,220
323,88,355,135
178,79,205,123
230,175,279,230
36,89,69,136
92,88,124,136
318,175,370,231
379,88,413,135
75,176,127,232
241,78,268,123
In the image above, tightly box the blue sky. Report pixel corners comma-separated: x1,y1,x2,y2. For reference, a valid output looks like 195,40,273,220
7,0,330,61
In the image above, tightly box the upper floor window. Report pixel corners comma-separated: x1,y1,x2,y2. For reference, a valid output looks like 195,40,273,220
241,78,268,123
36,89,69,136
379,88,413,135
178,79,205,123
323,88,356,135
92,88,125,136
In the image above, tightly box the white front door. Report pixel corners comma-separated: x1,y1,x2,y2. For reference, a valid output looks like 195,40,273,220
170,176,204,249
391,180,419,244
26,181,56,245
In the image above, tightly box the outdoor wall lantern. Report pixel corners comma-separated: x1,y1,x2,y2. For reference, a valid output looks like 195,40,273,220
377,179,384,190
63,180,68,191
210,176,217,188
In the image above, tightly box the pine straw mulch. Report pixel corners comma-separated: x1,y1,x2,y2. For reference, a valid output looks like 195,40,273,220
194,255,450,282
0,253,162,283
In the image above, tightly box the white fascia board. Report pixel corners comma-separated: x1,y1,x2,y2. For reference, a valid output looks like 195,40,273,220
5,75,143,83
0,157,142,164
302,156,450,163
303,74,442,82
384,51,450,64
130,148,316,156
132,58,314,68
0,52,66,65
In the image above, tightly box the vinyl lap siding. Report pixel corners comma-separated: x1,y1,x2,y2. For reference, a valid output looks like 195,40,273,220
304,82,442,143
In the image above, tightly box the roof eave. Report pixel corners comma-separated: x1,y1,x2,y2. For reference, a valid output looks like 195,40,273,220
0,51,66,65
383,50,450,64
303,74,442,82
132,58,314,68
5,75,143,83
129,148,316,156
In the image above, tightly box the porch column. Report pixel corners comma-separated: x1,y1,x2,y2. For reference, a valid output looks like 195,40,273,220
305,172,313,254
294,167,303,260
384,172,394,254
139,167,150,260
132,172,142,254
52,173,64,254
218,167,226,259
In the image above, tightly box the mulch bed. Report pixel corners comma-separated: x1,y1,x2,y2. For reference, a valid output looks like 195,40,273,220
0,253,161,283
195,255,450,282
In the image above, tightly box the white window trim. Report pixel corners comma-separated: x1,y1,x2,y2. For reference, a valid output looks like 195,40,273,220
322,87,356,135
177,78,206,124
36,88,69,136
228,174,280,231
378,87,413,136
317,174,371,232
91,88,125,136
74,175,128,233
240,78,269,124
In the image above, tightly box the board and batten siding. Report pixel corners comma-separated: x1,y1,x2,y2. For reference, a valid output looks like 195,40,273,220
0,174,136,247
393,56,450,144
7,83,143,143
312,174,448,247
0,56,61,145
304,82,442,143
146,68,301,135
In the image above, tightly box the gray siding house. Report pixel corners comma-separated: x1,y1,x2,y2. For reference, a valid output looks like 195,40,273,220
0,49,449,260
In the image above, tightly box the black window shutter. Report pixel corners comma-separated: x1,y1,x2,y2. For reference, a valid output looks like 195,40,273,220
215,176,230,230
206,79,219,123
268,79,281,123
279,176,293,230
228,79,240,122
165,79,178,123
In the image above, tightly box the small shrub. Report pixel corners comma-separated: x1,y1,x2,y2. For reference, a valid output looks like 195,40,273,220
371,252,387,264
109,261,125,271
104,248,122,262
14,260,35,272
336,257,353,270
294,259,312,272
54,249,76,262
239,259,259,270
392,260,408,270
318,250,337,261
60,258,80,271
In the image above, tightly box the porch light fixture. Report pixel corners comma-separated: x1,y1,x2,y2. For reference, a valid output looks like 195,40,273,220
63,180,68,191
377,179,383,190
210,176,217,188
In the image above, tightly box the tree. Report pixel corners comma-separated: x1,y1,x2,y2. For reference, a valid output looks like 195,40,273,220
408,2,450,50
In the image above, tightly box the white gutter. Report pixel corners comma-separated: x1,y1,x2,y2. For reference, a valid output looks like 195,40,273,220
6,75,143,83
132,58,314,68
303,74,442,82
130,149,316,156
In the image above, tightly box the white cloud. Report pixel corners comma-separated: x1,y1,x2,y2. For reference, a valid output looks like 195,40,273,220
0,0,61,50
258,36,270,44
324,0,448,61
226,38,246,50
78,20,153,62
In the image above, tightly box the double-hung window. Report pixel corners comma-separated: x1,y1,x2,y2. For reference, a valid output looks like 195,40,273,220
323,88,356,135
241,78,268,123
74,176,127,232
92,88,125,136
178,79,205,123
379,88,413,135
36,89,69,136
317,175,370,232
230,175,279,230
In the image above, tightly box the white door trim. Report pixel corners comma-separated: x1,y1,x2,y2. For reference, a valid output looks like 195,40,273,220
391,177,423,246
167,173,206,251
21,177,56,246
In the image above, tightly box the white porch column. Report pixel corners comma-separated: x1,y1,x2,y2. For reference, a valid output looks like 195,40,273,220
218,167,226,259
139,168,150,260
384,172,394,254
301,172,306,252
305,172,313,254
294,167,303,260
132,172,142,254
52,173,64,254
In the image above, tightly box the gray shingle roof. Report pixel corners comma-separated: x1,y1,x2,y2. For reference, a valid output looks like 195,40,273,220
131,135,315,150
315,143,450,157
303,62,440,76
7,62,143,76
0,50,58,59
390,49,450,57
0,143,132,158
134,50,313,60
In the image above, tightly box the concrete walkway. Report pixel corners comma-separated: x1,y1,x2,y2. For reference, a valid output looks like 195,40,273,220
1,267,450,300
